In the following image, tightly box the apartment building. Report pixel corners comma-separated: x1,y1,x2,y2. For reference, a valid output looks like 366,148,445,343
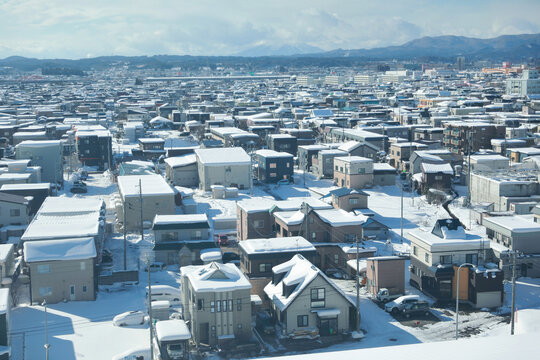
442,122,505,155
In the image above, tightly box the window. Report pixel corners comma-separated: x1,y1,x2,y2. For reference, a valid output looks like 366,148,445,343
434,175,443,181
10,209,20,217
335,165,338,171
297,315,308,327
334,254,339,264
311,288,325,308
286,162,290,168
466,254,478,265
312,232,316,240
198,299,204,311
358,168,365,174
269,163,277,168
440,255,453,265
237,299,242,311
37,264,50,274
217,300,221,312
210,301,215,313
259,263,272,273
39,287,52,297
425,253,430,263
413,246,418,256
80,262,86,271
270,172,277,177
192,230,202,240
253,220,264,228
82,285,87,293
228,299,233,312
162,232,178,241
222,300,227,312
349,198,358,205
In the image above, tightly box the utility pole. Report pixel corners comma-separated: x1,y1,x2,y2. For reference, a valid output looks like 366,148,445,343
147,257,154,360
510,250,517,335
139,178,144,242
43,300,50,360
123,199,127,271
249,143,253,196
400,184,404,243
355,234,361,331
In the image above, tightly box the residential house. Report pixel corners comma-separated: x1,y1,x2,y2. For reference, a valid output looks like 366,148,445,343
267,134,297,156
255,150,293,184
0,244,16,288
0,183,51,216
15,140,63,184
298,145,326,172
389,142,428,172
164,154,199,187
0,193,29,227
333,156,374,188
264,255,357,338
420,162,454,192
365,256,405,296
327,188,369,212
24,237,97,304
152,214,214,266
181,262,252,348
76,128,113,170
408,219,503,308
0,289,10,360
117,175,175,231
195,147,251,191
312,149,347,179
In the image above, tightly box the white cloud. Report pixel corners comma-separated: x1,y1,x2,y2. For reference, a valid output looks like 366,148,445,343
0,0,538,58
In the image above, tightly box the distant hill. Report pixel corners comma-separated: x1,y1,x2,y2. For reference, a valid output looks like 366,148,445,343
0,33,538,71
315,33,540,60
235,44,324,57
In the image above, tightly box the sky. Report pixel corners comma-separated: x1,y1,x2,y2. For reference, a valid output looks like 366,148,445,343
0,0,539,59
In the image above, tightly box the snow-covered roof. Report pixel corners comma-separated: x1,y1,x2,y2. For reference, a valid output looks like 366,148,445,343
0,244,13,263
194,147,250,166
38,197,104,215
421,162,454,174
154,320,191,342
273,211,305,226
0,288,9,315
255,149,293,158
153,214,208,226
314,208,366,227
24,237,96,263
237,197,331,214
334,156,372,164
118,175,174,198
264,254,354,311
408,228,489,251
181,262,251,293
338,141,361,152
163,154,198,168
22,211,102,241
483,216,540,233
239,237,315,255
16,140,62,148
200,248,223,262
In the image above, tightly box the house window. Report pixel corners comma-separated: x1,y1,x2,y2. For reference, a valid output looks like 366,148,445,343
192,230,202,240
312,232,316,240
269,163,277,168
358,168,365,174
434,175,443,181
162,232,178,241
270,173,277,177
210,301,215,313
39,287,52,297
198,299,204,311
37,264,50,274
237,299,242,311
297,315,309,327
413,246,418,256
349,198,358,205
425,253,430,263
466,254,478,265
217,300,221,312
440,255,453,265
10,209,20,217
82,285,87,293
80,262,86,271
334,254,339,264
286,162,290,168
311,288,325,308
335,165,338,171
253,220,264,228
228,299,233,312
259,263,272,273
222,300,227,312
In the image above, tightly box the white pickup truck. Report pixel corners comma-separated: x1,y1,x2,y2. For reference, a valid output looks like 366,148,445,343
376,288,403,303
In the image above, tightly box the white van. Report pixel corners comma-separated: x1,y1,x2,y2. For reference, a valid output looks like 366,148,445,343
145,285,182,305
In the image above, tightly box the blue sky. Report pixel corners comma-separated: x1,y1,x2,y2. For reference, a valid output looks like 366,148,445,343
0,0,539,59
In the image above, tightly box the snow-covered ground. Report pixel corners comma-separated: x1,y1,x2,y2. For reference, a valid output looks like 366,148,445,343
10,171,540,359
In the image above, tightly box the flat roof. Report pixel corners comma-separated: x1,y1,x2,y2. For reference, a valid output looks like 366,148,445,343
194,147,250,166
240,237,315,255
483,216,540,233
118,175,174,197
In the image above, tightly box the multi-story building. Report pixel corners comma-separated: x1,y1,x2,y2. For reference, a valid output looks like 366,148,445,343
442,122,506,155
333,156,374,188
506,69,540,96
180,262,252,348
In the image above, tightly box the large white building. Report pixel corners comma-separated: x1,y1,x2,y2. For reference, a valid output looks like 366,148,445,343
506,69,540,96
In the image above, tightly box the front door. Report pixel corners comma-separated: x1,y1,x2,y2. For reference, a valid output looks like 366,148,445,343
319,317,338,336
69,285,76,301
199,323,210,345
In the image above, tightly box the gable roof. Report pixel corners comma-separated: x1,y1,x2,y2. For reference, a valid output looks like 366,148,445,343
0,192,28,205
264,254,355,311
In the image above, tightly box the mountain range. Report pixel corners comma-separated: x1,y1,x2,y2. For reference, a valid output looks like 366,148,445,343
0,33,539,71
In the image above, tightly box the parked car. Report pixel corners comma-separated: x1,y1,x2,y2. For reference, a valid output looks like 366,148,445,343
376,288,403,303
255,311,275,335
217,235,229,246
401,301,431,318
384,295,420,314
112,345,151,360
70,181,87,194
146,285,182,305
276,178,291,186
144,262,165,272
113,310,145,326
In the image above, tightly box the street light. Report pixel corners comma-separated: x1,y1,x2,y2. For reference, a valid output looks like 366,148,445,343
455,262,475,340
42,300,50,360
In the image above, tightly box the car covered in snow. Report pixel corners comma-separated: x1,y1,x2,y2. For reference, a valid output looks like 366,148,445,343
112,310,145,326
384,295,420,314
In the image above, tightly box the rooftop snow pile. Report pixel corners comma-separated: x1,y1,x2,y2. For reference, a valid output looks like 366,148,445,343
24,237,96,262
118,174,174,197
181,262,251,293
239,237,315,255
